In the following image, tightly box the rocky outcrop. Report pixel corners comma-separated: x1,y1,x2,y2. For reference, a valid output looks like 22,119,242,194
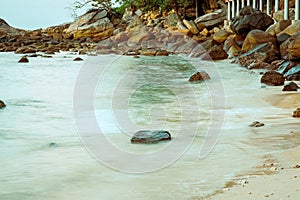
64,9,114,42
195,9,227,29
261,71,285,86
280,32,300,60
266,20,291,36
131,130,171,144
189,71,211,82
0,100,6,109
282,82,299,91
231,6,274,38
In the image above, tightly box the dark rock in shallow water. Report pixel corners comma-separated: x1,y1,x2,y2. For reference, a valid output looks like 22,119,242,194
249,121,265,127
189,70,211,82
261,71,285,86
131,130,171,144
293,108,300,118
0,100,6,109
282,82,299,91
18,56,29,63
73,57,83,61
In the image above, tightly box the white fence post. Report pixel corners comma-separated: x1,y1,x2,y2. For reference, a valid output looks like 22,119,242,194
228,1,231,20
259,0,263,11
237,0,240,16
296,0,299,20
232,0,236,19
253,0,256,9
247,0,251,6
284,0,289,20
266,0,270,15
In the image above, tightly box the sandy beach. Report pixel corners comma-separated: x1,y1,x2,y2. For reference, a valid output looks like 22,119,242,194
205,91,300,200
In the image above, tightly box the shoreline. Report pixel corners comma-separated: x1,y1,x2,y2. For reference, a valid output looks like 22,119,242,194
204,90,300,200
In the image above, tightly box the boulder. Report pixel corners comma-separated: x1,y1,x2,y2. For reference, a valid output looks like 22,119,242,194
204,44,228,60
194,9,227,28
282,82,299,91
15,46,36,54
239,43,279,68
18,56,29,63
284,65,300,81
224,35,241,58
248,61,276,70
241,30,277,53
183,20,199,35
278,21,300,37
213,29,232,43
293,108,300,118
230,6,274,38
131,130,171,144
261,71,285,86
266,20,292,36
280,32,300,60
64,9,113,40
189,70,211,82
164,14,179,28
0,100,6,109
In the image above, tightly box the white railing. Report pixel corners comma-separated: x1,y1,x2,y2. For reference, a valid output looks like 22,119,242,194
226,0,300,21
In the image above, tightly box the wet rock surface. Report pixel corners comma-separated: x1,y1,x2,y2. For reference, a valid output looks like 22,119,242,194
282,82,299,91
261,71,285,86
293,108,300,118
189,71,211,82
0,100,6,109
131,130,171,144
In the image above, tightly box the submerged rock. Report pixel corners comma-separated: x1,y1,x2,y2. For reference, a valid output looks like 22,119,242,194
282,82,299,91
131,130,171,144
249,121,265,127
73,57,83,61
0,100,6,109
293,108,300,118
18,56,29,63
261,71,285,86
189,70,211,82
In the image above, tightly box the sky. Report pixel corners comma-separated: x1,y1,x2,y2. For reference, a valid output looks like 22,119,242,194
0,0,88,30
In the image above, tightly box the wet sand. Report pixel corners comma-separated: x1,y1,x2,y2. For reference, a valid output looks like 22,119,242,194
205,89,300,200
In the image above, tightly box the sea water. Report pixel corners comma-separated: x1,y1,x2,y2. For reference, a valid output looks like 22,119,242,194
0,52,286,199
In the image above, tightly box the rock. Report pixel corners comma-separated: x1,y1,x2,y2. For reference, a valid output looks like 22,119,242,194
155,50,169,56
248,61,276,70
202,44,228,60
213,29,232,44
278,21,300,36
140,49,157,56
73,57,83,61
15,46,36,54
183,20,199,35
239,43,279,68
284,65,300,81
195,9,227,28
188,70,211,82
128,31,153,45
249,121,265,127
164,14,179,28
64,9,113,40
18,56,29,63
261,71,285,86
224,35,241,58
277,33,291,44
230,6,274,38
199,28,209,37
266,20,291,36
131,130,171,144
242,30,277,53
282,82,299,91
292,108,300,118
0,100,6,109
280,32,300,60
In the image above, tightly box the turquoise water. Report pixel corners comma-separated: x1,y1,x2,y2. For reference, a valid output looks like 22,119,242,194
0,52,280,199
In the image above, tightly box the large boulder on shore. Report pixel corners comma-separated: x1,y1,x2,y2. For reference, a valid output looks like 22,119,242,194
242,30,277,53
280,32,300,60
261,71,285,86
194,9,227,29
131,130,171,144
230,6,274,38
64,9,114,41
